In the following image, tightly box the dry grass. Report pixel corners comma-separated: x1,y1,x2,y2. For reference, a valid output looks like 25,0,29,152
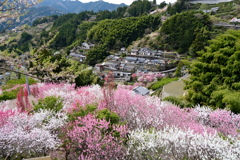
162,80,185,99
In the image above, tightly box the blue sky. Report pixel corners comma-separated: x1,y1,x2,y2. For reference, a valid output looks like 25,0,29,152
79,0,177,5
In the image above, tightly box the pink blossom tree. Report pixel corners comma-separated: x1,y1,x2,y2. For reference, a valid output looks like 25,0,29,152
16,87,32,113
66,114,127,160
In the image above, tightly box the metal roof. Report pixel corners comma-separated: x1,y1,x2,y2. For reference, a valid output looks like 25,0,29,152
133,86,150,96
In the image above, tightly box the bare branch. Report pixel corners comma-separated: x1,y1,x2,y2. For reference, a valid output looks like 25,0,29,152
0,0,8,7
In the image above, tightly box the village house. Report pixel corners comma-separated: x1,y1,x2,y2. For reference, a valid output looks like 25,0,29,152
106,55,121,61
81,42,95,50
69,53,86,62
119,63,126,70
137,58,146,64
118,47,128,55
203,7,219,13
150,59,165,65
124,57,138,64
132,86,150,96
123,64,135,72
113,72,131,82
93,47,179,82
138,47,151,56
139,50,151,56
121,47,126,51
230,17,240,23
130,48,139,55
139,47,151,52
113,70,131,78
102,61,120,70
95,64,104,72
148,59,165,65
155,52,162,57
136,66,148,73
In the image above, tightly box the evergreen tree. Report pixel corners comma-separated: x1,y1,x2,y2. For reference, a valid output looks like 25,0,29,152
159,11,212,53
85,45,110,66
185,30,240,113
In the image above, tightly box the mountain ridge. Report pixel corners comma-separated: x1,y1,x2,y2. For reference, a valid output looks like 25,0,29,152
37,0,127,13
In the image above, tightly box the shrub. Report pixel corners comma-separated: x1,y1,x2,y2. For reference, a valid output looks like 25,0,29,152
163,96,185,108
67,104,97,121
0,88,21,101
33,96,63,112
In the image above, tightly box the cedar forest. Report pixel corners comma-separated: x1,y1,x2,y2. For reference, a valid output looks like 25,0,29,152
1,0,240,159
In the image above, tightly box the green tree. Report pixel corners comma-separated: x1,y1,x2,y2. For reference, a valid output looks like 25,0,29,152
32,96,63,112
85,45,110,66
17,32,33,52
159,1,167,9
185,30,240,113
49,12,90,49
167,0,190,15
127,0,152,17
189,27,210,57
29,49,86,83
87,15,161,49
159,11,212,53
75,69,103,87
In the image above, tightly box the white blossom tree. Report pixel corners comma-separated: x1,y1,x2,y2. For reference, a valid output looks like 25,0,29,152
0,109,67,159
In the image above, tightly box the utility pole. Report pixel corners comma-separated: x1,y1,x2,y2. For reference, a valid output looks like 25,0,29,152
21,55,31,95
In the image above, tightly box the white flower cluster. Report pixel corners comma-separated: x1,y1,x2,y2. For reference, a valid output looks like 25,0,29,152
0,110,67,159
127,126,240,160
194,105,212,121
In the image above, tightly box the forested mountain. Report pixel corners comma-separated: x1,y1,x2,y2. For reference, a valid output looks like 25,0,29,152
2,0,240,54
87,15,161,49
37,0,127,13
2,0,161,53
10,6,63,29
0,0,127,31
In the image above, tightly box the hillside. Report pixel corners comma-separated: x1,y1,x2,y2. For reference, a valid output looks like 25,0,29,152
11,6,63,29
1,1,240,158
37,0,127,13
0,0,127,31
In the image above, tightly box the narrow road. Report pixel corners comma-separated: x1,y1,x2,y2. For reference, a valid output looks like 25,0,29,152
214,23,240,29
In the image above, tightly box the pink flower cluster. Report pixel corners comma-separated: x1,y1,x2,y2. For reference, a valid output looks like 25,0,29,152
132,72,164,82
1,82,240,159
22,83,240,137
67,114,127,160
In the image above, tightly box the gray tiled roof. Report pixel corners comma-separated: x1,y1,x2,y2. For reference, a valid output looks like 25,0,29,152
133,86,150,96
